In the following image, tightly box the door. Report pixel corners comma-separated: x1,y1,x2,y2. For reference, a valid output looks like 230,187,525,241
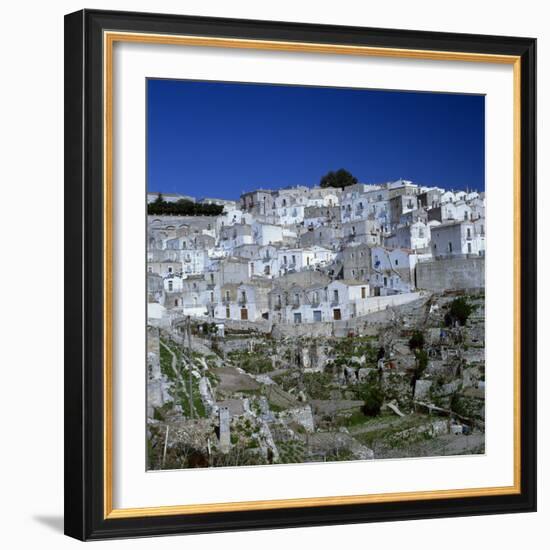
240,308,248,320
333,308,341,321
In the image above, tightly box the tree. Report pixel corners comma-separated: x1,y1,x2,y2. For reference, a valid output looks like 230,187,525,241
413,349,429,382
320,169,358,189
147,197,223,216
445,297,474,327
408,330,425,351
362,384,384,417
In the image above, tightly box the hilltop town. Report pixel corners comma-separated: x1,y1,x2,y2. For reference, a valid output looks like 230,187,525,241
146,178,486,469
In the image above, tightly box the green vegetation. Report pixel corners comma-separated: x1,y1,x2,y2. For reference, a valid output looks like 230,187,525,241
302,372,334,399
228,349,273,374
343,410,375,428
277,440,305,463
354,414,432,450
148,194,224,216
319,169,358,189
445,297,475,327
159,340,176,380
330,335,378,368
159,337,207,418
414,349,429,380
408,330,425,351
361,384,384,416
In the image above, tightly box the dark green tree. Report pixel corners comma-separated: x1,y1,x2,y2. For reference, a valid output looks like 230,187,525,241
445,297,475,327
320,169,358,189
362,384,384,417
408,330,425,351
147,196,223,216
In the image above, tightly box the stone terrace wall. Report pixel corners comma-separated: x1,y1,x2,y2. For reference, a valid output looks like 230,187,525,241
416,257,485,291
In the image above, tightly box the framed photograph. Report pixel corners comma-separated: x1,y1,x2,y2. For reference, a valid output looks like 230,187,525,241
64,9,536,540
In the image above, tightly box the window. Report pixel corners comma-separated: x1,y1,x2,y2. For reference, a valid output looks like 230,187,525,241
292,255,296,265
264,265,270,275
147,266,152,273
226,307,230,319
294,293,300,305
467,242,472,253
225,290,230,301
294,312,302,324
210,291,214,302
333,289,339,302
464,211,469,220
395,259,398,266
467,228,472,239
313,291,319,303
383,277,388,286
241,291,246,302
361,287,366,299
168,280,173,291
283,256,287,265
306,256,310,266
210,273,214,283
168,266,173,274
277,295,282,307
448,242,453,253
251,263,255,274
313,310,322,322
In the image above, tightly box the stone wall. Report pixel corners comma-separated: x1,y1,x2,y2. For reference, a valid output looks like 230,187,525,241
416,257,485,291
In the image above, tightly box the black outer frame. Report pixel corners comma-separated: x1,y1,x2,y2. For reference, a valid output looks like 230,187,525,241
64,9,537,541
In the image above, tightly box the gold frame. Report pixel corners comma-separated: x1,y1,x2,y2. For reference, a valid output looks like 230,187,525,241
103,31,522,520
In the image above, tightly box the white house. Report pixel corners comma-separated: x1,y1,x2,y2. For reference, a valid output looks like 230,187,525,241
430,220,485,258
385,221,431,251
326,280,371,320
252,221,284,246
371,247,419,294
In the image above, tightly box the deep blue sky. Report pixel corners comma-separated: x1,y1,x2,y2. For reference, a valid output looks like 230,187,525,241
147,79,484,199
